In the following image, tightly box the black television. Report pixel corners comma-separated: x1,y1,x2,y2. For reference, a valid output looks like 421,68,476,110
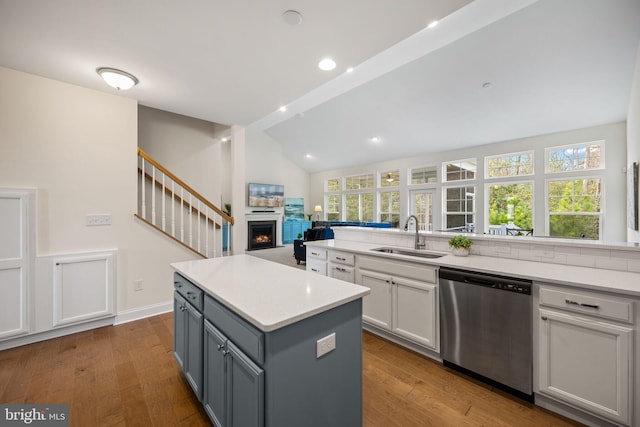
248,183,284,207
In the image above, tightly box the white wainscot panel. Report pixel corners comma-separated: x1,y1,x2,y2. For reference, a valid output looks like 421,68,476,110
52,251,116,327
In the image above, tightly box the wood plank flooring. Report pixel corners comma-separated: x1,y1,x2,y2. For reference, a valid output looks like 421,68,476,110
0,313,583,426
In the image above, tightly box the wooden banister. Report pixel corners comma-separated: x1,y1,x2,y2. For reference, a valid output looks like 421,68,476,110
138,147,234,225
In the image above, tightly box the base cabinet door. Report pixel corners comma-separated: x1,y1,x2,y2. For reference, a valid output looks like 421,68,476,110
174,292,203,400
357,269,392,329
204,320,264,427
538,309,632,425
393,279,438,351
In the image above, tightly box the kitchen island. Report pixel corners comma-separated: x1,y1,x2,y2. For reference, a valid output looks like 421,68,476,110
171,255,370,427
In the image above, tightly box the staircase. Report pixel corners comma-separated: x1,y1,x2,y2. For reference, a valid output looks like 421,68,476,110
135,148,233,258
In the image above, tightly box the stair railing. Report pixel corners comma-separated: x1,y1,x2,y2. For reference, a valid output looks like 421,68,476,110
135,147,233,258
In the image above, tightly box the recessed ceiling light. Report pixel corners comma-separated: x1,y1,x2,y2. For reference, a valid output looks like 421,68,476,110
282,10,303,25
278,106,287,112
370,136,381,143
427,20,439,29
346,67,354,74
96,67,138,90
305,154,313,159
221,137,229,142
318,58,336,71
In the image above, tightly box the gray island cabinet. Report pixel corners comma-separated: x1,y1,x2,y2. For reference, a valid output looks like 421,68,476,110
171,255,370,427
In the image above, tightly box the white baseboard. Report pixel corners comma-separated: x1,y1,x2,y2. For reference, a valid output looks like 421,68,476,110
0,317,115,351
114,301,173,325
0,302,174,351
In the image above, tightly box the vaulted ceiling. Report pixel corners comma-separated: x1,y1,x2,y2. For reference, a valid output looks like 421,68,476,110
1,0,639,173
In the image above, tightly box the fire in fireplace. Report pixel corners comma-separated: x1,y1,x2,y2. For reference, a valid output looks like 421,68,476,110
247,220,276,250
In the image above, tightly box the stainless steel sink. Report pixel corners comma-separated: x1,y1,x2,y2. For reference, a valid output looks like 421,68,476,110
371,247,445,258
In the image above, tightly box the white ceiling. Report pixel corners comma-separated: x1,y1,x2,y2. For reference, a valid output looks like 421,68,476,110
1,0,639,174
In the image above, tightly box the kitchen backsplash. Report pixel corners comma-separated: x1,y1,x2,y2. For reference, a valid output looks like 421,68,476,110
333,228,640,273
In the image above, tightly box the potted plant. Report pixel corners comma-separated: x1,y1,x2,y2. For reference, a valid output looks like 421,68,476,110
448,235,472,256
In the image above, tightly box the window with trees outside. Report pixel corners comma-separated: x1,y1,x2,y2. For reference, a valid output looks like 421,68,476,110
379,191,400,227
547,178,602,239
326,194,341,221
346,193,373,222
444,186,475,231
485,151,534,234
546,141,604,173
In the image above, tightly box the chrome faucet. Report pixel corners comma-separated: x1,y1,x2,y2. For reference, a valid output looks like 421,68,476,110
404,215,425,250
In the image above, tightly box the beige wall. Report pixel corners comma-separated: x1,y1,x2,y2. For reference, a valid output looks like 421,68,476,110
0,67,196,314
628,44,640,243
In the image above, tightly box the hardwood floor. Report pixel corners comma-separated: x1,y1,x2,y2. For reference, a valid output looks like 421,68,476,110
0,313,583,427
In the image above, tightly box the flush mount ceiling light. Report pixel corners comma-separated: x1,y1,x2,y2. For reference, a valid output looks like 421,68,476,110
96,67,138,90
318,58,336,71
282,10,303,25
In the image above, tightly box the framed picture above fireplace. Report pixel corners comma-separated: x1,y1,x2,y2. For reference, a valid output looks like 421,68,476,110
248,183,284,208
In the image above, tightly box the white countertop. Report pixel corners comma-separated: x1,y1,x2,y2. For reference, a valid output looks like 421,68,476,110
305,240,640,297
171,255,370,332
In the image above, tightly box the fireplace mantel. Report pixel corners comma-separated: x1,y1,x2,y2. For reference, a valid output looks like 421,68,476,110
245,212,283,248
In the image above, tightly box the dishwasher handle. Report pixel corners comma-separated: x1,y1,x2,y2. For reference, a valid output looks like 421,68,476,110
439,267,532,294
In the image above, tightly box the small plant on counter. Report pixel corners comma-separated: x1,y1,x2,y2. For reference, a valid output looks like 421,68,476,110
449,235,472,256
297,233,303,239
306,213,313,220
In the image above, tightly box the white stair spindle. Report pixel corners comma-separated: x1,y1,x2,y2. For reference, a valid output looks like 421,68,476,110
161,174,166,231
180,187,184,242
204,209,209,258
151,166,156,225
140,156,146,219
171,181,176,236
189,194,193,247
197,200,201,253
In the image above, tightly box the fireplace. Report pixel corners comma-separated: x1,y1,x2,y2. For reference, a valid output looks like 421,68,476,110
247,220,277,250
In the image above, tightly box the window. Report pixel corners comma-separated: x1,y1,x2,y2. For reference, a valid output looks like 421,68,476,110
443,159,476,182
487,182,533,231
486,151,533,178
547,178,602,239
326,178,341,192
380,170,399,188
444,186,475,231
379,190,400,227
345,174,374,190
346,193,373,222
546,141,604,173
326,194,341,221
410,166,437,185
410,189,434,231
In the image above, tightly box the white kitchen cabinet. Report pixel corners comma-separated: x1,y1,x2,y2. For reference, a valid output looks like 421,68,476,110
536,284,634,426
357,255,439,351
306,248,327,275
327,250,355,283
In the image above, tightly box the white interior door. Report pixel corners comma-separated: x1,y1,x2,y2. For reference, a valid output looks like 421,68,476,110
0,189,34,340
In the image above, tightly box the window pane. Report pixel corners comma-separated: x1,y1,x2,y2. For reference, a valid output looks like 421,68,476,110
488,183,533,230
362,193,373,221
345,193,373,221
410,166,437,184
546,142,603,173
380,191,400,227
487,151,533,178
444,186,475,231
345,174,374,190
443,159,476,182
380,170,399,188
327,178,340,192
547,179,601,213
345,194,359,221
327,195,340,220
549,215,599,239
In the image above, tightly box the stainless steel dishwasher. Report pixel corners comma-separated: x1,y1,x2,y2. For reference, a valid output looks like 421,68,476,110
439,267,533,400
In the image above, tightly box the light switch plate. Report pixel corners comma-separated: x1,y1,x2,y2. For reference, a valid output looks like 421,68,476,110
86,214,112,226
316,332,336,358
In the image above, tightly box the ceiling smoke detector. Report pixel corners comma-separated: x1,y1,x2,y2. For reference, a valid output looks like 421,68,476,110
282,10,303,26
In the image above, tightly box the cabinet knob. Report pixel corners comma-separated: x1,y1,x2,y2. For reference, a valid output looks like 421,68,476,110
541,316,548,321
217,343,225,351
223,350,230,356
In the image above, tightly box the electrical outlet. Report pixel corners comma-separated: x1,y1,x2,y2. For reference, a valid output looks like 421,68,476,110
134,279,143,291
86,214,112,226
316,332,336,358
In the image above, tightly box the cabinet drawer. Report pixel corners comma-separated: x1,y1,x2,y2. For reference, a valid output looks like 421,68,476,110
204,295,264,365
328,263,355,283
174,273,203,311
306,259,327,275
328,251,355,266
358,255,437,283
307,247,327,260
539,285,634,324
